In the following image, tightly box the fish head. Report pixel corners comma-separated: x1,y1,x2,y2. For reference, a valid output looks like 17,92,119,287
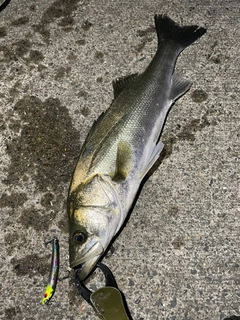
68,174,122,280
69,208,111,280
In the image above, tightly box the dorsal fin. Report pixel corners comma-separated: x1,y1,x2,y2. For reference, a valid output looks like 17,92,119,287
112,73,138,99
80,112,105,157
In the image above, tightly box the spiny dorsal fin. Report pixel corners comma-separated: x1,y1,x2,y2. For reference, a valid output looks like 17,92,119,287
170,72,192,101
112,73,139,99
112,141,132,182
80,112,105,157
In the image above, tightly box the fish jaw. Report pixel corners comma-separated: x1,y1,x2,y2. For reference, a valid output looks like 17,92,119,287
70,238,104,280
76,256,100,281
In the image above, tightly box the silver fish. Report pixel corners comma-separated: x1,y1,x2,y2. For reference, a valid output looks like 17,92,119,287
68,15,206,280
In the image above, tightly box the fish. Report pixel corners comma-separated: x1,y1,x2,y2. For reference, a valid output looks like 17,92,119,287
68,14,206,280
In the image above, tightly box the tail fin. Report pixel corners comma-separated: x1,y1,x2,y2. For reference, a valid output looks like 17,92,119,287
154,15,206,50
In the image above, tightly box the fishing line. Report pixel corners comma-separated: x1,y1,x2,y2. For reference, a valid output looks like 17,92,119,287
0,0,11,12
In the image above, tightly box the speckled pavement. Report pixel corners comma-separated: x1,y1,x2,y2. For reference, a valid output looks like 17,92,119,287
0,1,239,319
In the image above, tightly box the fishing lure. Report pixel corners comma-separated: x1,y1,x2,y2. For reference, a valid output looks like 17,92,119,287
41,237,59,305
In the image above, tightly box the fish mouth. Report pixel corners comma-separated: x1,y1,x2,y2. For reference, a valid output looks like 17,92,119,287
71,241,104,281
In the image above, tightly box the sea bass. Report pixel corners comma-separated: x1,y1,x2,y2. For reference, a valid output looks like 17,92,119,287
68,15,206,280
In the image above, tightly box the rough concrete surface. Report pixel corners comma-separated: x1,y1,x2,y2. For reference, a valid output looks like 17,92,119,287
0,0,239,319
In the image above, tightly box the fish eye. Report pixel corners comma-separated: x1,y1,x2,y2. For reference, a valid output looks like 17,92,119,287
73,231,87,244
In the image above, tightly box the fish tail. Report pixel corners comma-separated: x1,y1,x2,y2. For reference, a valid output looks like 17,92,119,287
154,15,206,50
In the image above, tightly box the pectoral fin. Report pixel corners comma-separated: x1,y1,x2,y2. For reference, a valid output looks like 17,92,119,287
139,141,164,180
112,141,132,182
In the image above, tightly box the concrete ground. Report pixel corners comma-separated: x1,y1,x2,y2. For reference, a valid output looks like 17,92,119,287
0,0,239,319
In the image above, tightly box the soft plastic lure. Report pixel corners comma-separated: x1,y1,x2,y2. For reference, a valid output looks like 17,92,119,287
41,237,59,305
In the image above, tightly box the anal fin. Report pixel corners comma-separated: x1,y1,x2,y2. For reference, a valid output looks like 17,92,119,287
170,72,192,101
139,141,164,180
